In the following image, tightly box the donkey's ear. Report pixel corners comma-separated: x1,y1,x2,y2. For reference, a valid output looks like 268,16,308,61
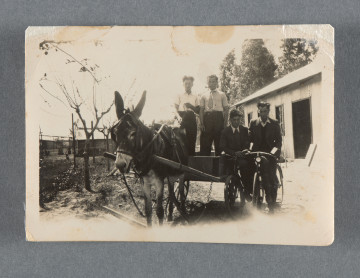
114,91,124,119
133,90,146,118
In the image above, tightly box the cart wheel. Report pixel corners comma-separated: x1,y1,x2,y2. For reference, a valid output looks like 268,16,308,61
252,172,263,209
165,179,190,222
275,165,284,204
224,175,245,217
174,180,190,201
165,179,189,208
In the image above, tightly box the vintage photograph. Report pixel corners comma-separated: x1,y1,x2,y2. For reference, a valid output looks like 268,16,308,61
26,25,334,244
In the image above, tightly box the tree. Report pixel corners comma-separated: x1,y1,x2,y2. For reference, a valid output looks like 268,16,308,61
98,118,116,171
39,40,113,192
239,39,278,99
276,38,319,77
219,50,241,105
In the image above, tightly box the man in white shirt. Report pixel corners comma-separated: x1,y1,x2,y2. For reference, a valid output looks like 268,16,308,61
175,76,199,156
199,74,229,156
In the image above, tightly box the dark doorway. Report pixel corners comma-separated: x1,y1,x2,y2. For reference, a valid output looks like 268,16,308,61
292,98,312,158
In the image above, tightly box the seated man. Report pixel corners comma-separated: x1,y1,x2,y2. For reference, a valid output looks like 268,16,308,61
249,101,282,212
220,109,253,201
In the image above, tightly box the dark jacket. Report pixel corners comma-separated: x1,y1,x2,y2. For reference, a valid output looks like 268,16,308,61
249,117,282,156
220,125,250,156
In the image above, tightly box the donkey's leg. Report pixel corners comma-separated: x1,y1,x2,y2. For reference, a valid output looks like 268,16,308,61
167,179,174,222
142,178,153,227
168,198,174,222
178,175,186,213
154,178,165,225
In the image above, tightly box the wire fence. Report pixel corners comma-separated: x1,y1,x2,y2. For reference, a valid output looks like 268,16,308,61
39,134,116,158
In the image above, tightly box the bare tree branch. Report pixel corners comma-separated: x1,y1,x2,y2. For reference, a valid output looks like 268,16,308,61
39,83,69,108
41,40,100,83
75,106,89,138
90,101,114,136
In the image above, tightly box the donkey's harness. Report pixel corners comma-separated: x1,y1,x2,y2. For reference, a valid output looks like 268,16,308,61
112,112,185,217
113,112,184,169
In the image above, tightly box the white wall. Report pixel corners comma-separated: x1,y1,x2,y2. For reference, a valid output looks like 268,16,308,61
242,73,322,159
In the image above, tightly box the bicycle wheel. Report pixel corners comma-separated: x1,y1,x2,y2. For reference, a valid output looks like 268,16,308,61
252,172,263,209
275,165,284,204
224,175,244,217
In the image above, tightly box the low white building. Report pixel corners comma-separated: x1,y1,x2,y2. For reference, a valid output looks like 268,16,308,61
233,60,333,160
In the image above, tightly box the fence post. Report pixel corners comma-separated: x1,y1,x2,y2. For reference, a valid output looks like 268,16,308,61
72,113,76,168
106,133,110,171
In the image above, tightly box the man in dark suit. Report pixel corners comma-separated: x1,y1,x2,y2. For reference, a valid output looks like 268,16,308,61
249,101,282,211
220,109,253,201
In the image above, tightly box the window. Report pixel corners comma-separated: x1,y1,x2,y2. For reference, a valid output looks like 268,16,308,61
275,105,285,135
247,112,253,126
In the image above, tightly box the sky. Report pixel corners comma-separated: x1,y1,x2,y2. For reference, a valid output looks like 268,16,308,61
25,25,328,138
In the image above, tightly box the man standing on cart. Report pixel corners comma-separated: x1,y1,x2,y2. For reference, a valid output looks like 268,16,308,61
175,76,200,156
220,109,253,201
248,101,282,212
199,75,229,156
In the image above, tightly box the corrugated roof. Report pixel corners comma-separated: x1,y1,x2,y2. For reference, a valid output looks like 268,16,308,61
232,61,323,107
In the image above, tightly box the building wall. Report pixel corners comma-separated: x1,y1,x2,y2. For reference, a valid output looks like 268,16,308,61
241,73,322,159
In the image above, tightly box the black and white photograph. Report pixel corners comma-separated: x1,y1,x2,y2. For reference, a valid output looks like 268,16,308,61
25,25,334,244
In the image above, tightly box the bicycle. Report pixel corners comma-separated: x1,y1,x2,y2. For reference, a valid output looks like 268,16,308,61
246,151,284,210
223,152,251,217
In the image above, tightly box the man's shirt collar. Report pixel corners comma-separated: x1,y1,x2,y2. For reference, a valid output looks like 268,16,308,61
260,117,271,127
231,126,240,134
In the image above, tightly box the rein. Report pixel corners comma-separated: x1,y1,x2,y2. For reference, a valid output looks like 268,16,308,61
121,173,145,217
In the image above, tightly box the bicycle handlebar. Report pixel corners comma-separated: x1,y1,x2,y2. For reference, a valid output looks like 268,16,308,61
222,151,277,160
246,151,277,159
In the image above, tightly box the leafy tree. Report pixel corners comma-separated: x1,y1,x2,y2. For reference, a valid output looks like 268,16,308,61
276,38,318,77
219,40,277,123
219,50,241,104
239,39,278,98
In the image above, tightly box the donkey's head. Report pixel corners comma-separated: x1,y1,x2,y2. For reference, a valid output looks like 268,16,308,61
111,91,147,173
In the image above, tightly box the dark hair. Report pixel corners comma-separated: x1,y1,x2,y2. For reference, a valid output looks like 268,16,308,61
257,101,270,109
182,76,194,82
229,109,241,119
207,74,218,82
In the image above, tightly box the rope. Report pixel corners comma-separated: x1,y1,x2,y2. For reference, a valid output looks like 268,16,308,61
121,173,145,218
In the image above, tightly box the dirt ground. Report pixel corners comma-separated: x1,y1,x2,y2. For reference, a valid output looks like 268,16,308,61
40,155,212,224
39,154,325,231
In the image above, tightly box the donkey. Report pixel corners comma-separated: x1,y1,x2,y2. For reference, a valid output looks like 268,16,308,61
111,91,188,226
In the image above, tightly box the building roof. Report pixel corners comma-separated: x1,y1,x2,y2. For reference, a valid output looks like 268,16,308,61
232,61,323,107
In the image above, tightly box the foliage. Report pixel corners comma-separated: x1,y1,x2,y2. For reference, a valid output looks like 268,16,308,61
276,38,319,77
219,39,277,106
239,39,278,99
220,50,241,104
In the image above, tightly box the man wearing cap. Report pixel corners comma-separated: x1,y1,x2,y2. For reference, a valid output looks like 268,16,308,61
249,101,282,212
220,109,253,201
199,75,229,156
175,76,199,156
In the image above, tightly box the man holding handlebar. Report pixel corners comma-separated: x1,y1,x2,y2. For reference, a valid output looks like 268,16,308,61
249,101,282,211
220,109,254,201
